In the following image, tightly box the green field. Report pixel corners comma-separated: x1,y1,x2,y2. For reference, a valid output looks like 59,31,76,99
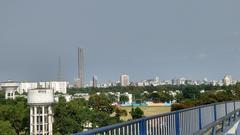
120,106,171,121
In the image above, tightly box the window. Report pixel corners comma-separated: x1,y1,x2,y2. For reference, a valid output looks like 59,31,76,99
40,125,43,131
37,116,42,123
44,107,48,114
37,107,42,114
44,116,48,123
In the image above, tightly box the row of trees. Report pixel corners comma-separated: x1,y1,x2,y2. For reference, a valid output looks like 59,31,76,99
68,84,235,103
68,84,233,96
172,83,240,111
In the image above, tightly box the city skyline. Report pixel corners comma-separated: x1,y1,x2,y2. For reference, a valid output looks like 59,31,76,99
1,1,240,82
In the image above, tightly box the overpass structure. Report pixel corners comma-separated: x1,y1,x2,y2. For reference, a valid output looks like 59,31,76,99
74,101,240,135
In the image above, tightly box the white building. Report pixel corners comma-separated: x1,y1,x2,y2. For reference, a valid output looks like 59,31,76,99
28,89,54,135
73,93,90,101
49,81,67,94
120,74,129,87
136,81,144,87
54,94,72,102
17,82,38,94
0,81,19,99
223,75,233,86
17,81,67,94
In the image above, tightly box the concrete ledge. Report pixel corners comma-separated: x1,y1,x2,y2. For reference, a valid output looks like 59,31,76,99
224,120,240,135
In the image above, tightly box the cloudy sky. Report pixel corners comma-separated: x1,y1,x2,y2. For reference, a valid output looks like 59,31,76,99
0,0,240,83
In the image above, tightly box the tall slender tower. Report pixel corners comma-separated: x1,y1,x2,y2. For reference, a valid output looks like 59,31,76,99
57,56,62,81
92,75,98,88
77,48,84,88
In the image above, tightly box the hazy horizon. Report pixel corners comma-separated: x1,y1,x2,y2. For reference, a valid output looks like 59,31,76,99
1,0,240,83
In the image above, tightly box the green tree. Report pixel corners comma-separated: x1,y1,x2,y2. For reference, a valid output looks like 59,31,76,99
159,91,174,102
196,92,217,105
0,120,17,135
119,95,129,104
107,94,118,103
88,94,114,114
53,97,83,135
233,83,240,99
215,91,234,102
148,93,160,103
130,107,144,119
90,110,116,128
175,92,184,102
114,107,127,121
0,98,29,135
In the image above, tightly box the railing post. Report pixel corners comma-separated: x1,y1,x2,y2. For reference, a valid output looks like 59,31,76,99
175,112,180,135
199,108,202,130
234,101,236,121
139,118,146,135
225,102,231,126
212,126,216,135
214,104,217,121
225,102,228,116
221,120,224,132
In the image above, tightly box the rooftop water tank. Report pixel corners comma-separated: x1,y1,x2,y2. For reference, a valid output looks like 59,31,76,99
28,89,54,105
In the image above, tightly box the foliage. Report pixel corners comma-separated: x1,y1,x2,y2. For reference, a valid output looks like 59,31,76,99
53,94,128,134
172,89,237,111
119,95,129,104
171,103,189,111
107,94,118,103
148,93,160,103
159,91,174,102
0,91,5,99
114,107,127,121
88,94,114,114
0,120,17,135
130,107,144,119
0,97,29,135
68,84,231,102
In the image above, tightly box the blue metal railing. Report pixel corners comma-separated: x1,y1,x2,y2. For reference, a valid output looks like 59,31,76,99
73,101,240,135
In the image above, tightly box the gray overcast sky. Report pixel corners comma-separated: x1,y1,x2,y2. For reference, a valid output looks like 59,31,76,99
1,0,240,83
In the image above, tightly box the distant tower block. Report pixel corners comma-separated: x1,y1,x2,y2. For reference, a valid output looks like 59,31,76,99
28,89,54,135
57,56,63,81
77,48,84,88
93,75,98,88
0,81,19,99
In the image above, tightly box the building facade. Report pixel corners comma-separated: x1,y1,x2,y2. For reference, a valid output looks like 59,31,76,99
120,74,129,87
223,75,233,86
16,81,68,94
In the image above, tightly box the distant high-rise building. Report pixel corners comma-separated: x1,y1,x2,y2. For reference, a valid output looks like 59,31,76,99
155,76,160,83
223,75,232,86
57,56,63,81
76,48,84,88
120,74,129,86
92,75,98,88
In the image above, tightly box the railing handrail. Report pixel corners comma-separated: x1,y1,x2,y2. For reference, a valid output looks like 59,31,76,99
194,108,240,135
73,100,240,135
